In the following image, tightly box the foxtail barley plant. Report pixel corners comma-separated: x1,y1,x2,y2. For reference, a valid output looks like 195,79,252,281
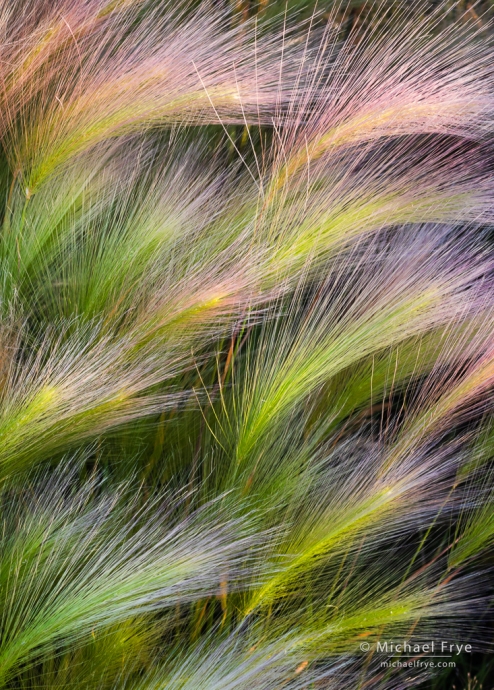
1,0,494,688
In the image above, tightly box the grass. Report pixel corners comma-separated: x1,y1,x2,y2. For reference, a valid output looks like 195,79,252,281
0,1,493,688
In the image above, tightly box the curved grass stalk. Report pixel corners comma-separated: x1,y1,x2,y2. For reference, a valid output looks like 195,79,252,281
232,227,492,465
241,437,464,615
0,1,301,192
382,316,494,470
0,466,264,683
125,567,485,689
0,316,226,480
263,144,494,275
267,2,494,195
0,2,492,688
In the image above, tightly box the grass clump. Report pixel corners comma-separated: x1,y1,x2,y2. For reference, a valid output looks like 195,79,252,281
0,1,493,689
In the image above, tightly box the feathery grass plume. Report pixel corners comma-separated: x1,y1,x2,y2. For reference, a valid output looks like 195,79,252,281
0,144,262,481
225,225,493,466
306,324,479,436
0,464,266,684
0,0,303,193
0,141,117,313
123,629,427,689
269,1,494,191
0,1,493,689
449,483,494,568
380,307,494,471
0,311,252,481
117,553,488,689
5,136,257,324
249,2,494,283
0,159,265,481
238,436,465,614
260,137,494,278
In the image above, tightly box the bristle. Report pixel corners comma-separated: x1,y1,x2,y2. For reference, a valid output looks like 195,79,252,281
1,2,494,689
